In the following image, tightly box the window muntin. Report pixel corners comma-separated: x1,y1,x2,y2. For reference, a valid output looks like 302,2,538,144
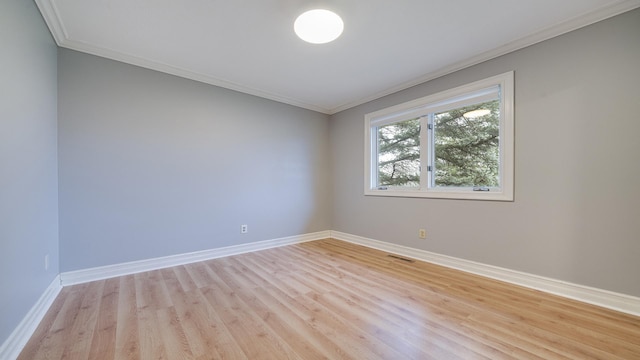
365,72,514,201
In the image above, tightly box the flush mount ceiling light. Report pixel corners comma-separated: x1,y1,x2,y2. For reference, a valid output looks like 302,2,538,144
294,9,344,44
463,109,492,118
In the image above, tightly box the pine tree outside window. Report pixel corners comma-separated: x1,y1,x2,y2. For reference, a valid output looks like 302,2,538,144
365,72,514,201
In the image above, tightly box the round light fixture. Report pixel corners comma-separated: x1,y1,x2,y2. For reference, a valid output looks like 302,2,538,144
294,9,344,44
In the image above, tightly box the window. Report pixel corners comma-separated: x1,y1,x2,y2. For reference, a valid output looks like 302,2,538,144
365,71,514,201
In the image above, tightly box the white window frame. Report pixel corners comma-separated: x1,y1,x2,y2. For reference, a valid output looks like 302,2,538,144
364,71,514,201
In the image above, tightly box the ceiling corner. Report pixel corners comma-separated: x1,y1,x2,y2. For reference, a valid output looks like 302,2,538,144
35,0,68,46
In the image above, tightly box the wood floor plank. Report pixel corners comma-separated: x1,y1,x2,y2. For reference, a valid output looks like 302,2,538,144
135,269,173,310
169,287,223,359
202,261,300,359
18,239,640,360
197,287,251,360
293,291,403,360
17,287,71,359
114,275,140,359
157,306,194,359
184,261,215,289
251,285,351,360
87,277,119,359
219,258,331,360
59,281,103,359
136,306,167,359
173,264,199,292
283,250,505,359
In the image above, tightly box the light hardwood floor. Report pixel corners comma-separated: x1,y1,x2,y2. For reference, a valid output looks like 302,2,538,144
19,239,640,359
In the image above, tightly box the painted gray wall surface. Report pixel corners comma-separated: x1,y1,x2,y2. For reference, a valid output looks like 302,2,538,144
58,49,331,272
0,0,59,345
330,9,640,297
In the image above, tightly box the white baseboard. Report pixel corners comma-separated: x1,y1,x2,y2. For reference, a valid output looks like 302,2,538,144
60,231,331,286
0,275,62,360
330,231,640,317
5,229,637,360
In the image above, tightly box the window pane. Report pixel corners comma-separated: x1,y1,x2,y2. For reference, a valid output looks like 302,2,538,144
433,99,500,187
377,118,420,187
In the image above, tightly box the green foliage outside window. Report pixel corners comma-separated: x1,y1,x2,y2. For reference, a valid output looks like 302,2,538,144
377,118,420,187
434,99,499,187
376,99,499,188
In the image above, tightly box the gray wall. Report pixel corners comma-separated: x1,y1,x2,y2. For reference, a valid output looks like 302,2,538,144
330,9,640,297
58,49,331,272
3,5,638,349
0,0,59,345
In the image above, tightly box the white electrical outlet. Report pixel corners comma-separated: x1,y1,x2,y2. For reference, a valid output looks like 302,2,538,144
241,224,248,234
419,229,427,239
44,254,49,271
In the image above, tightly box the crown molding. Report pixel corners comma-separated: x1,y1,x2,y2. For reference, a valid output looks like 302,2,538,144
36,0,640,115
329,0,640,114
34,0,331,114
34,0,67,45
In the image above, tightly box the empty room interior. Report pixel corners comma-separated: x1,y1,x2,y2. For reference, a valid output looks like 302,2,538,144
2,0,640,359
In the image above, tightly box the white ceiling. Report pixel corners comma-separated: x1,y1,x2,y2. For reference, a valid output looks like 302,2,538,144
36,0,640,114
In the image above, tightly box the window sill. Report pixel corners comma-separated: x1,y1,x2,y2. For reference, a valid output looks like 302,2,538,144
364,189,513,201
